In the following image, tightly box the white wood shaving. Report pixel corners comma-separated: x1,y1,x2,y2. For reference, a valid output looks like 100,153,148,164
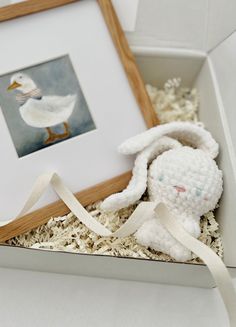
146,79,199,123
7,78,223,263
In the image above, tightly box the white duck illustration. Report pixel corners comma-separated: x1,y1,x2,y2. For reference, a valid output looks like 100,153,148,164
7,73,77,144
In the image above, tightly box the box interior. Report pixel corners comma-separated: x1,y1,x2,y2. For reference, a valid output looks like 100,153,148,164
209,31,236,160
134,47,236,267
195,59,236,267
133,47,205,87
2,47,235,268
1,46,235,288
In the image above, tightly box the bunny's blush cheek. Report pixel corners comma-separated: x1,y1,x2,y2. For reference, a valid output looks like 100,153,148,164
173,185,186,193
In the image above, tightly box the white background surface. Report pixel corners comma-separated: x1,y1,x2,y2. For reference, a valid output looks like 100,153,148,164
0,267,231,327
0,1,235,326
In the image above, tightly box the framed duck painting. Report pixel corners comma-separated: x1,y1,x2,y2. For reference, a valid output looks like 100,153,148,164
2,55,96,157
0,0,158,240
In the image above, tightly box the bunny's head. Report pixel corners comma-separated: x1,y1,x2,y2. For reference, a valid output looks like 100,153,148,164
148,146,222,217
101,122,223,218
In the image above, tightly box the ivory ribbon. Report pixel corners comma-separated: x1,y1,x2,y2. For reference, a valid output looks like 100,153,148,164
1,172,236,326
156,204,236,326
14,172,156,237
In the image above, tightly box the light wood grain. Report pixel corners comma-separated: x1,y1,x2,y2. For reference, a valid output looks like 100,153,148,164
97,0,159,128
0,0,78,22
0,171,132,243
0,0,159,242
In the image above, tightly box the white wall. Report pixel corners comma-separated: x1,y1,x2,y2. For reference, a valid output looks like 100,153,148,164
127,0,236,52
127,0,208,50
207,0,236,51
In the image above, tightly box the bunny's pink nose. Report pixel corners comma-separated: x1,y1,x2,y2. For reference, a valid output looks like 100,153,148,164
174,185,186,193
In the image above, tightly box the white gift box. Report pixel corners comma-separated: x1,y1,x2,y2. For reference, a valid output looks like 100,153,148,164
1,0,236,288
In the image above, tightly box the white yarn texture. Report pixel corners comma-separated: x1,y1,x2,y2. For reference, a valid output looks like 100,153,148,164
101,122,223,262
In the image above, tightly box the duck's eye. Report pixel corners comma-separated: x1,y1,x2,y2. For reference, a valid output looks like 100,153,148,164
195,187,202,197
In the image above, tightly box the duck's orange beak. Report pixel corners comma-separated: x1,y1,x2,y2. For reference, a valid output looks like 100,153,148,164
7,81,21,91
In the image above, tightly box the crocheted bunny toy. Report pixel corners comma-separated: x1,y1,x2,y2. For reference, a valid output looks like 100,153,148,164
101,122,223,262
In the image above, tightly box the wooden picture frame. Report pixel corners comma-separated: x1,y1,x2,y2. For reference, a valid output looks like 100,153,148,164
0,0,158,242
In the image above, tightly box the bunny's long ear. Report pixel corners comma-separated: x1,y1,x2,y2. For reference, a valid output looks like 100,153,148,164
101,137,182,212
119,122,219,159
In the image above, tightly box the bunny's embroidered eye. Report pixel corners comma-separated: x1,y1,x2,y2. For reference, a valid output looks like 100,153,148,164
195,187,202,197
158,174,164,182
